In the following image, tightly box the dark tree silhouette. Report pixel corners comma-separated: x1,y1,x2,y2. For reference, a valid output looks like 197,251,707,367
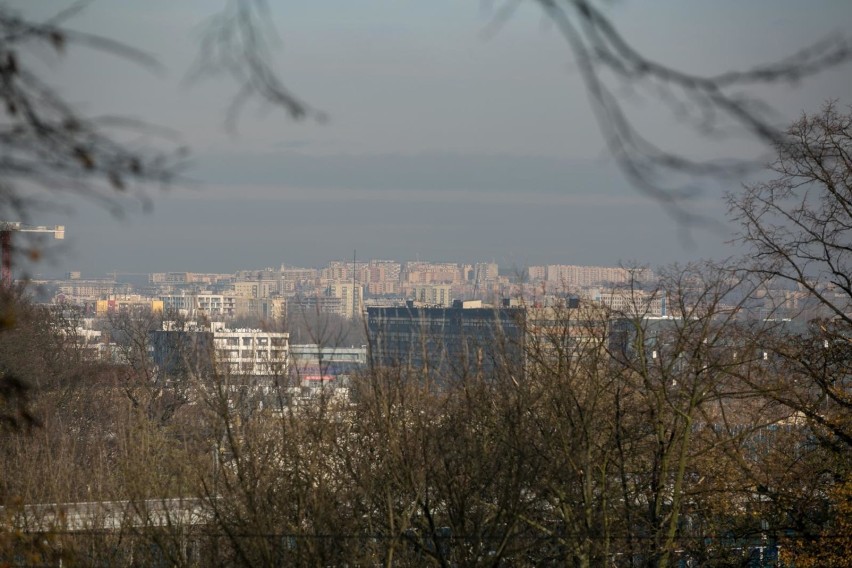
532,0,850,223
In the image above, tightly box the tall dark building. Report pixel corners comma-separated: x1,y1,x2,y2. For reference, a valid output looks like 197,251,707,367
366,300,525,380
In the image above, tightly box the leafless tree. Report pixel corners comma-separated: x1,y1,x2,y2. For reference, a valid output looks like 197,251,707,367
107,307,196,425
0,4,184,221
729,102,852,324
594,263,783,568
0,0,848,267
194,0,852,224
190,0,324,131
530,1,851,222
728,103,852,448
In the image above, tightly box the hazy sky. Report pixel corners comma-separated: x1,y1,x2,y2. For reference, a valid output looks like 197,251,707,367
10,1,852,277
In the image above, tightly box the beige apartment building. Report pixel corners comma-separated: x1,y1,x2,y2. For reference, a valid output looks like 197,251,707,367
327,282,364,319
588,288,667,317
412,284,453,307
526,264,653,289
233,279,278,299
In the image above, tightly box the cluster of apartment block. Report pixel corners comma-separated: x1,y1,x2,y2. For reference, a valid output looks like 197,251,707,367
40,262,684,331
43,261,821,415
43,260,514,321
526,264,653,289
49,262,816,323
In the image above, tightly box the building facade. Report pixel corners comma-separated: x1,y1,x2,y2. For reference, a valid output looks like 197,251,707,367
367,300,525,380
150,322,289,378
327,282,364,319
412,284,453,307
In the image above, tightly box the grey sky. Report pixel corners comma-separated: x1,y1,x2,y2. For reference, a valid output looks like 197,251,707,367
11,1,852,276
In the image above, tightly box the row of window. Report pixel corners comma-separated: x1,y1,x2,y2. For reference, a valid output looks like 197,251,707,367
216,337,288,347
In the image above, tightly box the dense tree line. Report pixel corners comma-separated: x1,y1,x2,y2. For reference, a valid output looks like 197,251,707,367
0,267,849,565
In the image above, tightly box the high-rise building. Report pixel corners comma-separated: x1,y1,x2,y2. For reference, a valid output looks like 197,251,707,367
280,267,318,295
412,284,453,307
474,262,499,282
526,266,546,281
589,288,666,317
525,265,653,289
234,297,287,321
403,261,464,284
150,321,289,378
368,259,401,282
367,300,525,379
159,293,237,318
328,282,364,319
233,279,278,299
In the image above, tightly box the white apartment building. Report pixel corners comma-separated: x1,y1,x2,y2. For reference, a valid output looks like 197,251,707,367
153,321,289,377
589,288,667,317
159,293,236,318
210,323,290,376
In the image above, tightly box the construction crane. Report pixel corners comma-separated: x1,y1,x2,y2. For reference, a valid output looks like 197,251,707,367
1,222,65,287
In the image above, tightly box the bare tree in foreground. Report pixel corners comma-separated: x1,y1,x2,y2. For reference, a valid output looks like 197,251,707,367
531,1,850,221
728,102,852,448
729,102,852,565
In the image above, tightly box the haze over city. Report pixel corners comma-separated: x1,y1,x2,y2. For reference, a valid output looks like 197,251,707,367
9,0,848,276
3,2,852,565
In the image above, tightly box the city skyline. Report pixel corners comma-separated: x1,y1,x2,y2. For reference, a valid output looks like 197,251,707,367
1,4,848,564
